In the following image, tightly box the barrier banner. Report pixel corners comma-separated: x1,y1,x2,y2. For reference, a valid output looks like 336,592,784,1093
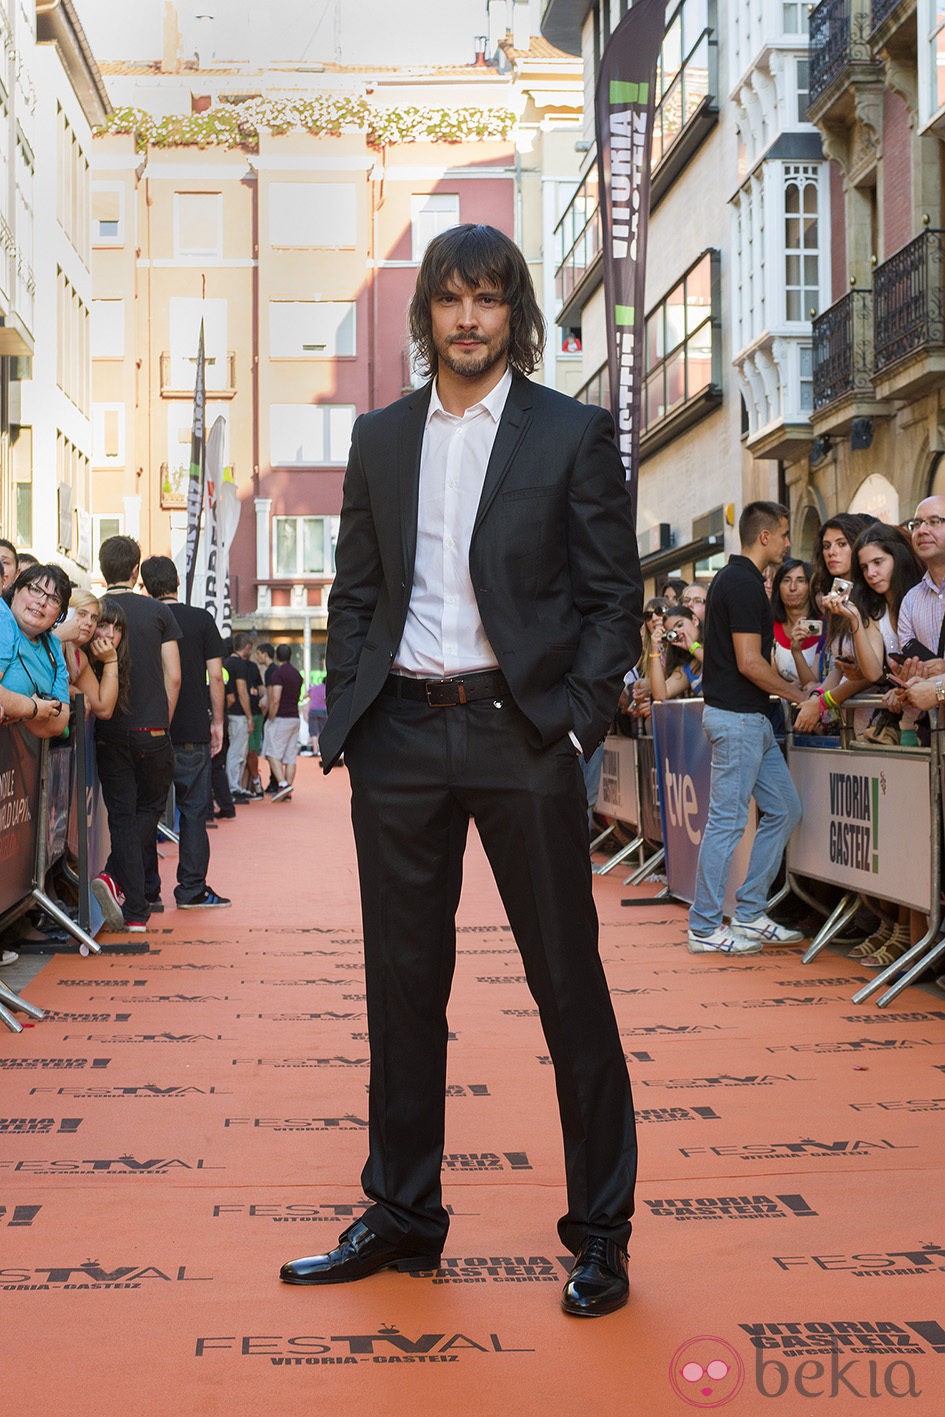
45,741,73,870
0,726,41,915
635,732,662,845
787,744,932,910
652,700,756,912
598,734,639,826
65,712,111,935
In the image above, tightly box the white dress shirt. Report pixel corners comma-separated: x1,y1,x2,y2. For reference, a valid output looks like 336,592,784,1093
393,367,512,678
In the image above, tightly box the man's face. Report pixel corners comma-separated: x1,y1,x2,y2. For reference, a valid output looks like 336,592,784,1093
763,518,791,568
909,497,945,566
430,277,511,382
0,546,16,590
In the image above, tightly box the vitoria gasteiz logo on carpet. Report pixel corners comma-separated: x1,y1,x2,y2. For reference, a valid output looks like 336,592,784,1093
669,1336,744,1407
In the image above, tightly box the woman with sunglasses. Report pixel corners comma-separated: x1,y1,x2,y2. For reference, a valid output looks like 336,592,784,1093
0,564,72,737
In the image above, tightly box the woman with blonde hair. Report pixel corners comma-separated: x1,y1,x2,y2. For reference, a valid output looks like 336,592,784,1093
53,588,121,720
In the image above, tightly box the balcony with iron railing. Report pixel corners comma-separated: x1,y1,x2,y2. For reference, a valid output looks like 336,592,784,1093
807,0,881,122
869,0,915,45
160,350,237,398
873,229,945,400
811,287,892,430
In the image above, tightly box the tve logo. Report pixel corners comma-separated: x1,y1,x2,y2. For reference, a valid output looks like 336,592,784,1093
663,762,701,845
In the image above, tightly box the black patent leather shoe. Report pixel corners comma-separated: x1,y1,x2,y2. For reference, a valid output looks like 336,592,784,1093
561,1236,629,1317
279,1219,441,1285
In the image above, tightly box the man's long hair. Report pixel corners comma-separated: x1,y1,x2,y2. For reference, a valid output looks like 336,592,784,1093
408,224,545,379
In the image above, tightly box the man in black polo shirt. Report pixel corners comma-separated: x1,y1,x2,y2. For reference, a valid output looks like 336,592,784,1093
92,536,181,932
140,556,230,909
688,501,807,955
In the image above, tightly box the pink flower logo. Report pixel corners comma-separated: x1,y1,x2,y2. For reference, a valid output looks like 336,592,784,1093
669,1335,745,1407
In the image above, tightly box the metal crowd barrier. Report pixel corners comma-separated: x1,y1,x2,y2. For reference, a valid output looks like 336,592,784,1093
591,694,945,1010
0,696,103,1033
593,729,665,886
783,695,943,1008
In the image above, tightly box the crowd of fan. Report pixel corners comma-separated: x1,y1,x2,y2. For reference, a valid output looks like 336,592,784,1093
0,534,310,960
593,494,945,981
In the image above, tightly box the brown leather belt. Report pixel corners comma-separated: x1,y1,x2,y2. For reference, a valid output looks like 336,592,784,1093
382,670,508,708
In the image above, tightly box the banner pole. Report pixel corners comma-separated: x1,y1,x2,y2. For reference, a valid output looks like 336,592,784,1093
75,692,90,932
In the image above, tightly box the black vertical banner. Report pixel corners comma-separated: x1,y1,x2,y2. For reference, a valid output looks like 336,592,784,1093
184,319,206,605
595,0,667,519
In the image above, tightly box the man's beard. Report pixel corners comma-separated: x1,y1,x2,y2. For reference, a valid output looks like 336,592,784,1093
435,331,510,380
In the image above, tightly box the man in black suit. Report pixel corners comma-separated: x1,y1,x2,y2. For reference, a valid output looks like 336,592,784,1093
280,225,642,1317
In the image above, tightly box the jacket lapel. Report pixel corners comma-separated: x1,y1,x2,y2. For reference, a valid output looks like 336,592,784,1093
473,375,534,535
397,383,432,586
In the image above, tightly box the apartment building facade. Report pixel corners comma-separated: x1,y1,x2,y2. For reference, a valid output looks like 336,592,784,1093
804,0,945,536
90,4,582,648
542,0,832,583
0,0,107,579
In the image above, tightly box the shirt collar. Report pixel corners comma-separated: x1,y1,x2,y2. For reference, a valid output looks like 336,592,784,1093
921,568,945,594
427,365,513,426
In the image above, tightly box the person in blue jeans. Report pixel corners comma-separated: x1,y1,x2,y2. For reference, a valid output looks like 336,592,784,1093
688,502,808,955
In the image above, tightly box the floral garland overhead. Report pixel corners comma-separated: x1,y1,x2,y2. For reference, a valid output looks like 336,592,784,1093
97,96,518,150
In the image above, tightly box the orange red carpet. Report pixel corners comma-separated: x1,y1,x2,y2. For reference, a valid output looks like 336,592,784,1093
2,757,943,1414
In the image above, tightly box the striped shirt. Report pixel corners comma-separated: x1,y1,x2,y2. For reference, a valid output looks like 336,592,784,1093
897,570,945,655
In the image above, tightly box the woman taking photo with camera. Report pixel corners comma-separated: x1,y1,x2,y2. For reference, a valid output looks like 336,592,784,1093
770,558,821,687
648,604,703,702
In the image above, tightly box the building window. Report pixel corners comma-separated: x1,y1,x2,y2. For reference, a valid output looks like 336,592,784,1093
554,167,600,311
174,192,223,257
799,343,813,412
168,297,229,390
92,404,125,466
643,250,719,433
93,514,122,564
781,1,809,36
269,404,355,466
272,515,340,578
410,194,460,260
92,184,124,245
652,0,714,171
574,362,610,410
269,301,357,358
784,165,820,322
269,182,357,247
91,299,125,359
796,58,810,122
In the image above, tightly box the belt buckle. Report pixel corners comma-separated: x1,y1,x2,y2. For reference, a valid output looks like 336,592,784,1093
425,678,465,707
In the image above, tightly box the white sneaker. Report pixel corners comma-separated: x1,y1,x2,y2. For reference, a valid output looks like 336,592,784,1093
271,782,294,802
732,914,805,945
687,926,764,955
1,949,18,965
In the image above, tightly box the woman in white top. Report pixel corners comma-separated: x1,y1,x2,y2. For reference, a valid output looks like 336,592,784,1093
770,559,821,687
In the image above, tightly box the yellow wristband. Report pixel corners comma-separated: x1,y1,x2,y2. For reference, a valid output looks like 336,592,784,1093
823,689,838,709
690,641,701,651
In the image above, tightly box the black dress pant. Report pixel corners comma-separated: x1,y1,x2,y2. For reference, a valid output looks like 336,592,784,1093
344,690,637,1255
95,729,175,923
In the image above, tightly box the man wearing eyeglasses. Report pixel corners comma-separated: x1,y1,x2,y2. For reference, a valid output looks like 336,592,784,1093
896,497,945,710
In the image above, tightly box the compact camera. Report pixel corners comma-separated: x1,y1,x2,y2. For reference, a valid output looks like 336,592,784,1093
797,618,823,635
664,628,684,644
830,577,853,597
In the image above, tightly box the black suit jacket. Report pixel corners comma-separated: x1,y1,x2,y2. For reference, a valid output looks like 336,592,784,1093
320,373,642,768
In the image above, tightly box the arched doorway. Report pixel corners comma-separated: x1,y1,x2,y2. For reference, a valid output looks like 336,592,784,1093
848,473,899,525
